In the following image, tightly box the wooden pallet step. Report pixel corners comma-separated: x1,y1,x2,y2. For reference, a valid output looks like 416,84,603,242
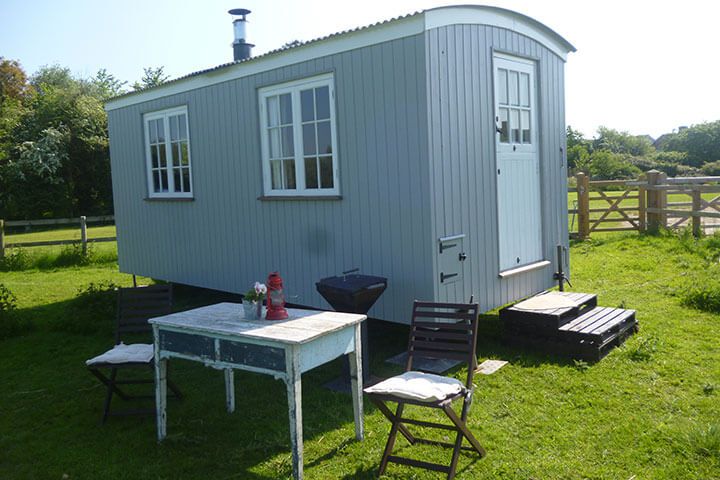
559,307,636,343
500,292,598,330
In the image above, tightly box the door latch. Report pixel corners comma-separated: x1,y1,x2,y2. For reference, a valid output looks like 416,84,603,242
458,252,467,261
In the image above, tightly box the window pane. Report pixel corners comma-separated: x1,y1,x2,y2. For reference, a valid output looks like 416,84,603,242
509,71,519,106
498,69,508,105
182,168,191,192
180,142,189,165
151,145,159,168
280,93,292,125
304,157,318,189
271,160,283,189
281,126,294,157
178,114,187,140
267,96,279,127
170,115,178,141
153,171,160,192
499,108,509,143
520,73,530,107
319,156,333,188
159,169,167,191
269,128,281,158
511,109,520,143
283,159,296,189
174,169,182,192
303,124,316,155
149,120,158,143
301,89,314,122
159,144,167,167
521,110,531,143
317,121,332,154
157,119,165,142
315,86,330,120
172,143,180,167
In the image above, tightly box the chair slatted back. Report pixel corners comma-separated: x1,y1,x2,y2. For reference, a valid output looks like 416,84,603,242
407,301,480,389
115,284,173,344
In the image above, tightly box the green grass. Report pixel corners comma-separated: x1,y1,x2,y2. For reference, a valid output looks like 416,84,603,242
1,233,719,479
6,225,116,244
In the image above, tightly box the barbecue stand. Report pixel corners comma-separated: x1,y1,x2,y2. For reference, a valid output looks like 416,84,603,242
316,271,387,391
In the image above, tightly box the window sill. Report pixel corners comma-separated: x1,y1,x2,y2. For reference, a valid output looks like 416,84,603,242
144,197,195,202
258,195,343,201
498,260,551,278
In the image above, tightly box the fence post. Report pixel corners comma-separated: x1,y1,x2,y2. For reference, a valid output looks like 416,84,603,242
80,215,88,256
692,187,702,237
576,172,590,239
0,219,4,259
646,170,667,233
637,174,647,232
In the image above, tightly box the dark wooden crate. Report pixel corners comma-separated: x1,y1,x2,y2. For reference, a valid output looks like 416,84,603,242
500,292,597,332
558,307,636,343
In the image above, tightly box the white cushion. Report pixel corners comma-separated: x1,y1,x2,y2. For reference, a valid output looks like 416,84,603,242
86,343,154,366
364,371,465,402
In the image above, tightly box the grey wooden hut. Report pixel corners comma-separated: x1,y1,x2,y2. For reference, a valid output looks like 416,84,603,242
105,5,575,324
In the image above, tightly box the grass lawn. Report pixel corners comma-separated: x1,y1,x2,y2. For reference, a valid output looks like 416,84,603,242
5,225,117,244
1,233,719,479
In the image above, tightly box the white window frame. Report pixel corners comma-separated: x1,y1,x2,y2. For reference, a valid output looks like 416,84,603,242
143,105,193,199
258,73,340,197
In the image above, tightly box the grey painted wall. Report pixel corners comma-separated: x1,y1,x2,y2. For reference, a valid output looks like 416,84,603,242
108,34,434,324
108,25,569,324
425,24,569,311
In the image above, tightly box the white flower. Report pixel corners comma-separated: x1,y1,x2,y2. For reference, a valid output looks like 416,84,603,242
255,282,267,295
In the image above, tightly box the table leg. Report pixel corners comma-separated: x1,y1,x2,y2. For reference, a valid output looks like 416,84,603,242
348,323,364,440
285,348,303,480
153,326,167,442
224,368,235,413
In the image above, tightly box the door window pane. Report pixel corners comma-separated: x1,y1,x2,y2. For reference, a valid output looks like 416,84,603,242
182,169,190,192
178,114,187,140
511,109,520,143
271,160,283,189
498,69,508,105
172,143,180,167
173,170,182,192
151,145,159,168
180,143,189,165
304,157,318,189
509,71,519,106
149,120,158,143
170,115,178,141
269,128,281,158
156,120,165,142
301,89,314,122
521,110,531,143
315,86,330,120
158,144,167,167
520,73,530,107
499,108,509,143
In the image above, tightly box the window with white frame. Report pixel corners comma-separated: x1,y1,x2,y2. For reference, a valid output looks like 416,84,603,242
259,74,339,196
143,106,192,198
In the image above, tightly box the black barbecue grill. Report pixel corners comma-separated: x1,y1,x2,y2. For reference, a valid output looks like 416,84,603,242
316,271,387,389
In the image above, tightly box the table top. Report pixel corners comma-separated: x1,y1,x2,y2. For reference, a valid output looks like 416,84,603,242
149,302,365,345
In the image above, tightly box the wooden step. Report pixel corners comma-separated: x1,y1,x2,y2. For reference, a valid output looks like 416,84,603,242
500,292,597,331
558,307,636,343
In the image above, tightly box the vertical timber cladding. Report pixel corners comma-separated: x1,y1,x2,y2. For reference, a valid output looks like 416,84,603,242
426,24,568,311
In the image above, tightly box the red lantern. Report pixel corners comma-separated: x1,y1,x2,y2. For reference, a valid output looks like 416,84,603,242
265,272,289,320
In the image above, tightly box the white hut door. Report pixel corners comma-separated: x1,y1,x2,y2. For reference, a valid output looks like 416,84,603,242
494,55,542,272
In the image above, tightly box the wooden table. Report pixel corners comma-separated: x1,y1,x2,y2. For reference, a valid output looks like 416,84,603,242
149,303,366,480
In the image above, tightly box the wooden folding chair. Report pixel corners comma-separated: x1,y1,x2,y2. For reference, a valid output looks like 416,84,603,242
364,301,485,479
86,284,182,423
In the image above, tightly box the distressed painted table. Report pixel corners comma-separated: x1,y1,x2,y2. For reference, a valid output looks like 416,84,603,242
149,302,366,480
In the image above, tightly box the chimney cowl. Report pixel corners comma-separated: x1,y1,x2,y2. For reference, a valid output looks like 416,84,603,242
228,8,254,62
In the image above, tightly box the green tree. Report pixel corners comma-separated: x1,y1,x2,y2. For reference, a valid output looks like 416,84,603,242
566,126,592,171
663,121,720,167
132,66,169,91
588,149,641,180
593,126,653,157
89,69,127,100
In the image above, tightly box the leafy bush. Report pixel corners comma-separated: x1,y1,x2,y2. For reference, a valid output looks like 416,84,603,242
0,283,24,339
681,282,720,313
0,247,31,271
0,283,17,315
54,242,92,267
654,150,689,164
623,334,660,362
700,160,720,176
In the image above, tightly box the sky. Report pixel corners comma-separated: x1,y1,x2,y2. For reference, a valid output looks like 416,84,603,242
1,0,718,139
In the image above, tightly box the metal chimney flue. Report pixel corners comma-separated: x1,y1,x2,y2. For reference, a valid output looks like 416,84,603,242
228,8,254,61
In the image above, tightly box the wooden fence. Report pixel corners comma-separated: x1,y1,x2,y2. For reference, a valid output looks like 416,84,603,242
570,171,720,239
0,215,115,258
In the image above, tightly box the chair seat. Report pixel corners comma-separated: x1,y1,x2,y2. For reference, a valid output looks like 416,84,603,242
86,343,154,366
364,371,465,403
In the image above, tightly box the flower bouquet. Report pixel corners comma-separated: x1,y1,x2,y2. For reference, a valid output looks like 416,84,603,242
243,281,266,320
